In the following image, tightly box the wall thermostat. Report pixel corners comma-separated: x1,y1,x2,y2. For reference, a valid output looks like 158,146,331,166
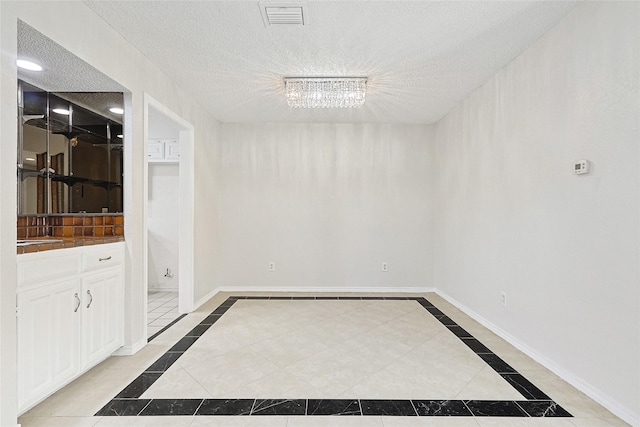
573,160,590,175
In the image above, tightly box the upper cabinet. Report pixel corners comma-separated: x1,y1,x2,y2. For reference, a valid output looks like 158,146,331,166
148,138,180,163
18,81,124,214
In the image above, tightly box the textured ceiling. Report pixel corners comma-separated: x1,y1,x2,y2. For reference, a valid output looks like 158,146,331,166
17,21,126,122
17,21,125,93
80,1,578,124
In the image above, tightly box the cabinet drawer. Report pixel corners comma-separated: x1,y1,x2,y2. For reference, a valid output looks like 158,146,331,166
18,252,80,287
81,244,123,272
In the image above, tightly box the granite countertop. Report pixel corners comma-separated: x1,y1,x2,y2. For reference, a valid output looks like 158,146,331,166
16,236,124,254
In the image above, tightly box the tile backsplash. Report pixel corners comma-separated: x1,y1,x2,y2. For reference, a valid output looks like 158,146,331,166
17,215,124,239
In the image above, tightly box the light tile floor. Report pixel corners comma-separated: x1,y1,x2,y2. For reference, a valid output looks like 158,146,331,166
147,290,179,338
18,292,630,427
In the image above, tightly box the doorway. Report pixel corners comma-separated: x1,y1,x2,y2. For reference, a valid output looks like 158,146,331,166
144,95,194,339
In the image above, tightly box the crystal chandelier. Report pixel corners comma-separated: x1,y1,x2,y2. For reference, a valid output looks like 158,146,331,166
284,77,367,108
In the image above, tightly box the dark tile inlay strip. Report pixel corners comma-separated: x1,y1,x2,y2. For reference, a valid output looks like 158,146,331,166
168,336,199,352
186,323,213,337
99,296,570,418
196,399,254,416
307,399,361,416
251,399,306,415
517,400,573,417
96,399,151,416
465,400,528,417
115,373,162,398
478,353,517,374
145,352,182,373
360,400,417,416
139,399,203,416
502,374,551,400
461,338,492,354
200,314,222,325
413,400,473,416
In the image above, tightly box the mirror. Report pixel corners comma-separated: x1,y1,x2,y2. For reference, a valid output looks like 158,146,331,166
18,80,124,214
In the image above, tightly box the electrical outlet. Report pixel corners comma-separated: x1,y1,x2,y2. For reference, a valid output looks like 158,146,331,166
501,291,507,307
382,262,388,272
268,262,275,272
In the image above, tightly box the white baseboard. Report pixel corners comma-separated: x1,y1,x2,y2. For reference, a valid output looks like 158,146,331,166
193,287,222,311
149,285,178,292
112,338,146,356
434,289,637,426
215,286,436,295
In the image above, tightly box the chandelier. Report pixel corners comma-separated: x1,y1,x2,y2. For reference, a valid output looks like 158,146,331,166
284,77,367,108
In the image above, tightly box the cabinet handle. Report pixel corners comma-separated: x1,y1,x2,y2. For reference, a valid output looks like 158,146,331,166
86,290,93,309
74,293,81,312
99,256,112,262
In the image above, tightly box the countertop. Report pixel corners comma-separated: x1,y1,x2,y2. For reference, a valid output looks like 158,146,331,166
16,236,124,254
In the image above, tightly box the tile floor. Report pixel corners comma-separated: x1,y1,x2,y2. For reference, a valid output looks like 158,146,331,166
18,292,630,427
147,290,180,339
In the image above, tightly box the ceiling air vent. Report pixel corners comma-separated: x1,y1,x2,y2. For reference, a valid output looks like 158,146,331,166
259,2,307,26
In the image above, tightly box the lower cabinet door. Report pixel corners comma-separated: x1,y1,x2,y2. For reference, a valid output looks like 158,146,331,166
17,278,81,412
81,267,123,370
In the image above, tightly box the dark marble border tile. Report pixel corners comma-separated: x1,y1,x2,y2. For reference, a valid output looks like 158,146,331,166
115,373,162,398
200,314,222,325
478,353,517,374
465,400,528,417
96,399,151,416
168,336,199,352
502,374,551,400
139,399,203,416
251,399,306,415
196,399,254,416
145,352,182,373
461,338,492,354
412,400,473,416
517,400,572,417
307,399,361,416
360,400,417,416
446,325,473,338
186,324,212,337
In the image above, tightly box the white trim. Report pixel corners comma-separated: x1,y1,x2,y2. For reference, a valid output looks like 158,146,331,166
193,288,222,311
143,94,195,341
215,286,436,295
434,289,638,426
112,338,146,357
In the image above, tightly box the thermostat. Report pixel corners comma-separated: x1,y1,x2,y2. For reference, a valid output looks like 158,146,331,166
573,160,590,175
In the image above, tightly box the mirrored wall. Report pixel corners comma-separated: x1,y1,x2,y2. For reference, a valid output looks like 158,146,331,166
18,80,124,214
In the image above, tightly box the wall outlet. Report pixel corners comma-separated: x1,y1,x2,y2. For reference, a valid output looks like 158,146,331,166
382,262,388,272
268,262,275,272
501,291,507,307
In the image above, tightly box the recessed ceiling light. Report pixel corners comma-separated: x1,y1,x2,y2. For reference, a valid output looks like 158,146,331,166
52,108,70,115
16,59,43,71
116,134,123,139
109,107,124,115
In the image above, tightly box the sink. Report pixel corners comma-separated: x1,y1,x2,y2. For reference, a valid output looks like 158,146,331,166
17,239,64,247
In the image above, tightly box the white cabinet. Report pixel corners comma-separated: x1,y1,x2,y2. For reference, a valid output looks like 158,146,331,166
17,277,80,410
81,268,122,370
148,139,179,162
17,242,124,413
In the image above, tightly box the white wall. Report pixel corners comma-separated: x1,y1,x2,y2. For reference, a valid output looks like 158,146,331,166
148,163,179,291
148,109,182,292
434,2,639,423
1,3,219,425
212,123,435,290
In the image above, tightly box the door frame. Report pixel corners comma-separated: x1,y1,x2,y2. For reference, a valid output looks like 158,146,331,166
142,94,195,333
